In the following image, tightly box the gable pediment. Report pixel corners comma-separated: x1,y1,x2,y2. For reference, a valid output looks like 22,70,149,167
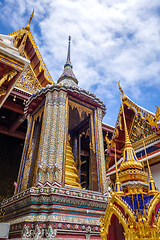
130,114,155,144
15,65,41,94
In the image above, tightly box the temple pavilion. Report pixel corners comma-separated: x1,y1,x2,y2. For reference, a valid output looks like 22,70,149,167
1,11,110,240
101,83,160,240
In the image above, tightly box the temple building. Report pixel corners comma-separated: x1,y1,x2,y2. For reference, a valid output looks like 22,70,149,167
1,11,111,239
0,10,160,240
0,10,56,223
105,83,160,191
101,83,160,239
0,12,113,222
15,34,108,194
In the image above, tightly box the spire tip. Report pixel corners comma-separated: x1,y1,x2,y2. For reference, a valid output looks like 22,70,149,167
25,8,34,31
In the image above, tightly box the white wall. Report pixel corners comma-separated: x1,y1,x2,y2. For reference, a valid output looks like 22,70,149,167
151,164,160,191
145,163,160,191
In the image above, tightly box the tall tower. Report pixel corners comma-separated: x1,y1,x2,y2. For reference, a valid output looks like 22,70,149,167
3,37,108,240
16,36,107,193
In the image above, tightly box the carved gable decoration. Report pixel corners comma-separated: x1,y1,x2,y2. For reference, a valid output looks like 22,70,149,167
114,92,160,152
130,114,155,144
9,27,54,92
16,65,41,94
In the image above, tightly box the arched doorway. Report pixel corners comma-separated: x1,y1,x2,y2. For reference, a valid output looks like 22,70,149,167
107,214,125,240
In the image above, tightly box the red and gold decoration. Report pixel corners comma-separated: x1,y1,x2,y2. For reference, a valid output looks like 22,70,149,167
101,82,160,240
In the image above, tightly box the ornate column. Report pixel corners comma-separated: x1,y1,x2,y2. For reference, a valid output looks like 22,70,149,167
48,90,59,168
16,114,33,193
36,92,54,184
19,119,36,192
90,112,97,191
18,108,44,192
95,107,106,193
54,90,67,184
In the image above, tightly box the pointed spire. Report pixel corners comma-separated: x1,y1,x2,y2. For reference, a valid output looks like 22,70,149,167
142,139,158,194
57,36,78,85
120,94,143,171
25,9,34,31
65,136,82,189
118,82,148,188
64,36,72,69
67,36,71,62
114,142,124,196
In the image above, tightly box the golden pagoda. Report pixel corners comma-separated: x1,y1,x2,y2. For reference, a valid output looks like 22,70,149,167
118,94,148,190
65,136,82,188
101,82,160,240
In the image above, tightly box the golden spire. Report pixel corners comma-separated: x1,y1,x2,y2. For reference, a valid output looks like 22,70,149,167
118,82,148,186
65,136,82,189
114,142,124,196
25,9,34,31
142,139,158,194
120,92,142,171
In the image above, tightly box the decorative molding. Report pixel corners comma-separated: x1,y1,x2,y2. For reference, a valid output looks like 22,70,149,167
0,87,6,96
28,31,54,84
0,53,24,71
69,99,92,117
132,133,160,150
0,69,18,87
16,65,41,94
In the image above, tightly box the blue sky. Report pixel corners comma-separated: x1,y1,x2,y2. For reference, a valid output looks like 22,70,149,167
0,0,160,126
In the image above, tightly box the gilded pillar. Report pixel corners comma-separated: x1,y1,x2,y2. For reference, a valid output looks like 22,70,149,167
19,115,38,191
95,108,106,193
16,114,33,193
90,112,98,191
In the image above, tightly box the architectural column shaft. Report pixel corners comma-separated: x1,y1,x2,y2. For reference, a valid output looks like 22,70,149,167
19,119,36,191
48,91,59,167
55,90,67,183
39,92,54,170
16,115,33,193
95,108,106,192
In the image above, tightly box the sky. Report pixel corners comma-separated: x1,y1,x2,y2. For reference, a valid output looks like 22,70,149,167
0,0,160,126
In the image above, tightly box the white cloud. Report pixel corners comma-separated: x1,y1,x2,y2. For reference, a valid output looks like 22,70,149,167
1,0,160,125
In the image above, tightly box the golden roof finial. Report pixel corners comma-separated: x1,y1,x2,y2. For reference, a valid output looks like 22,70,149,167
120,93,142,171
121,94,132,149
114,142,124,196
118,80,127,102
142,138,158,194
25,9,35,31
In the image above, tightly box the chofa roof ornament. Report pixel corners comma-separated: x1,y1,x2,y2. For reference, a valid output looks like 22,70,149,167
25,9,35,31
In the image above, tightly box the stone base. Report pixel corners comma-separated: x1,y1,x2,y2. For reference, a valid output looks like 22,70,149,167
2,186,108,239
